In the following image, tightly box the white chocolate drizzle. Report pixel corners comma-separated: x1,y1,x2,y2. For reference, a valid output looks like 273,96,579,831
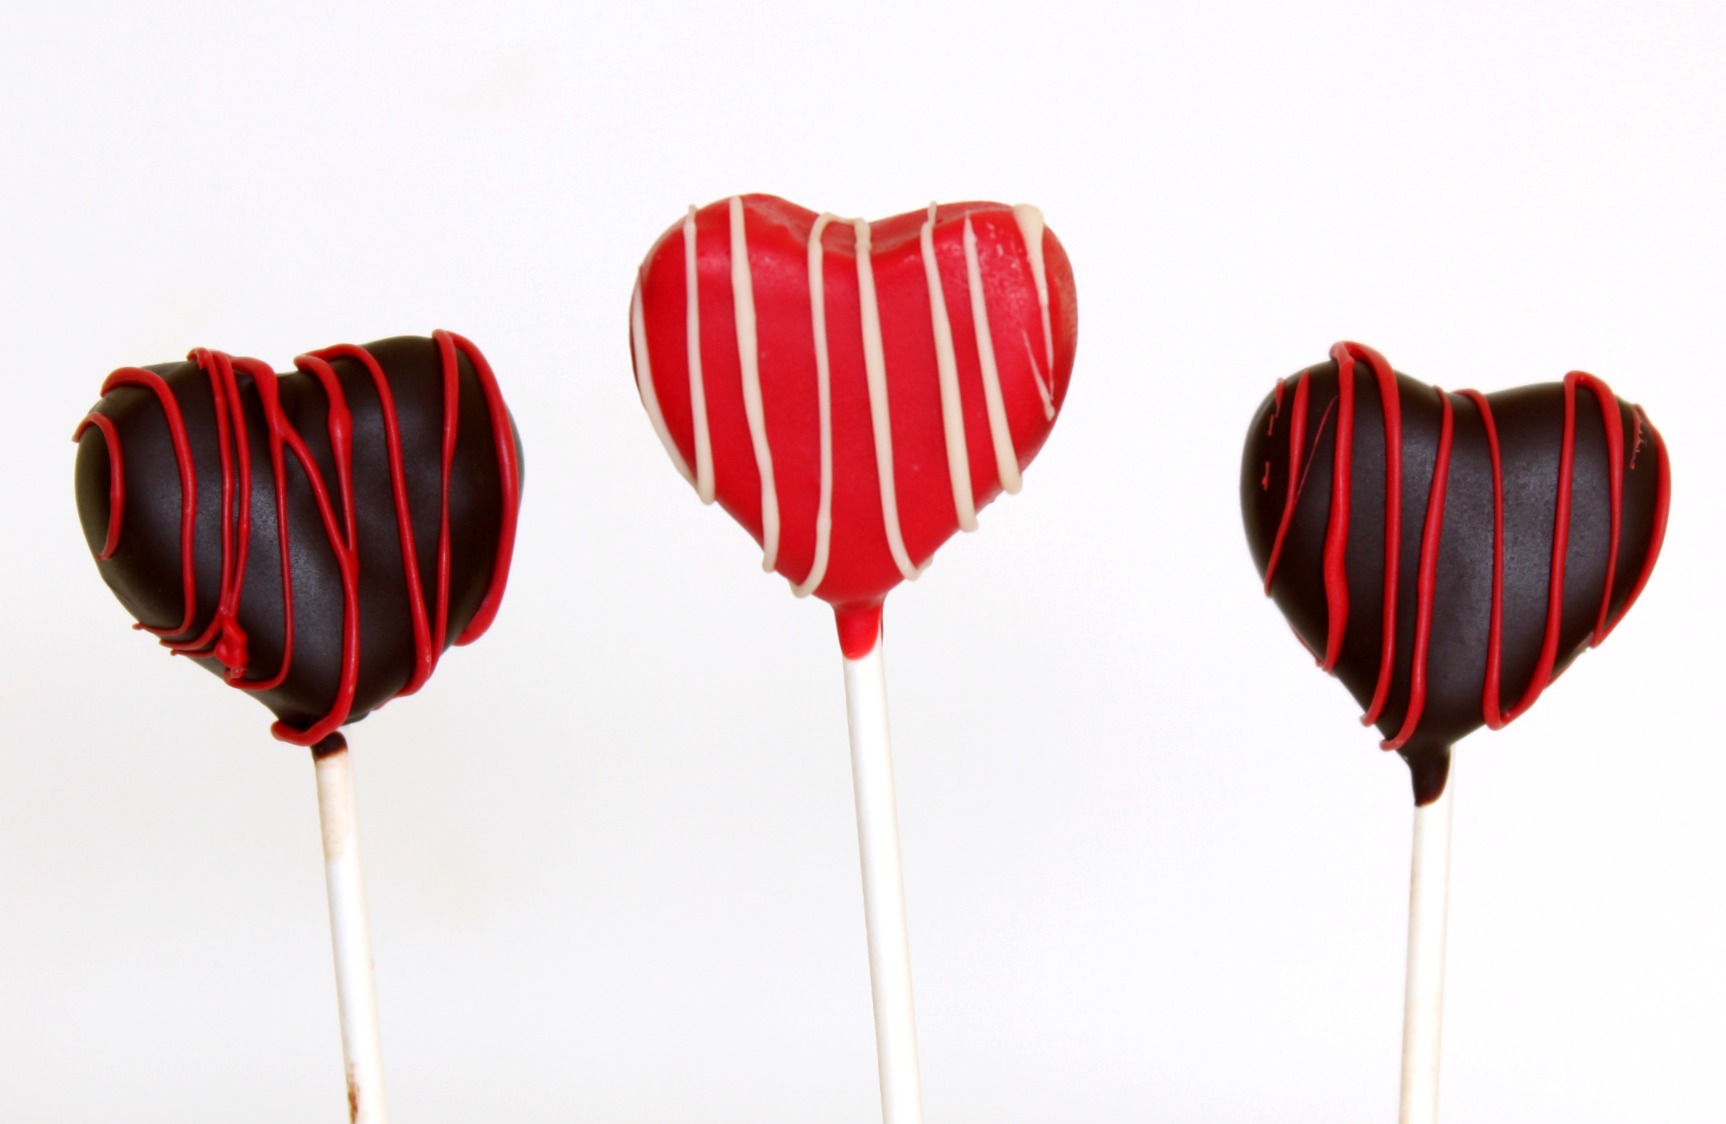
792,212,838,598
854,216,921,581
631,271,694,486
922,202,978,531
730,195,779,571
1013,204,1054,378
1022,330,1058,421
684,207,715,503
963,216,1022,495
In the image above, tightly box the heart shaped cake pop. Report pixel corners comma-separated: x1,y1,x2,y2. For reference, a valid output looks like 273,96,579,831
629,194,1076,641
73,332,522,746
1241,342,1670,803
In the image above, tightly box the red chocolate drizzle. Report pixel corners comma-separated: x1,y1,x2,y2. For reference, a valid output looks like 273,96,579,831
72,331,521,746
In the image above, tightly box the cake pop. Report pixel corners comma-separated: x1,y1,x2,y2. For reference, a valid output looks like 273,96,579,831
1240,341,1669,1123
631,195,1075,1123
74,331,523,1121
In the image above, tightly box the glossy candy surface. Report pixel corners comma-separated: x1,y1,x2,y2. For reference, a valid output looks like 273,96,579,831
1241,343,1670,802
631,195,1076,651
74,332,522,746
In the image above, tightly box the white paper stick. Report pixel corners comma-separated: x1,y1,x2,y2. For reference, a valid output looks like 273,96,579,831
841,627,925,1124
1398,774,1455,1124
313,734,391,1124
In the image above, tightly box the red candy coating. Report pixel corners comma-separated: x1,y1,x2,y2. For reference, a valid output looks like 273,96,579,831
631,195,1077,645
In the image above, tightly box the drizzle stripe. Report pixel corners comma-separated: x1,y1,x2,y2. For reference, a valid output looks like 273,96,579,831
1383,387,1455,750
686,207,715,503
96,367,200,638
730,196,780,571
793,213,838,598
445,331,521,645
1319,344,1358,670
72,411,126,559
854,216,919,581
1351,343,1404,726
1579,374,1623,644
922,202,977,531
1012,204,1054,375
227,357,296,693
964,216,1022,495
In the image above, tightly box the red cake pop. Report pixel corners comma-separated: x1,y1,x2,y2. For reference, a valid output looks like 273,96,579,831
632,194,1076,653
631,195,1076,1122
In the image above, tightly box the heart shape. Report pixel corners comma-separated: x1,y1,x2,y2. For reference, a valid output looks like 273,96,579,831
73,332,522,747
629,194,1076,646
1240,342,1670,803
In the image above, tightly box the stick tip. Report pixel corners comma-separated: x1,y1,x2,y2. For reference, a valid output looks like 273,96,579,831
834,600,886,660
1399,740,1453,806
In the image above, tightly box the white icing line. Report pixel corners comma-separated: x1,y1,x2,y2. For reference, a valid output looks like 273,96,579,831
730,195,779,572
684,206,715,504
793,213,838,598
631,271,695,486
921,203,977,532
1022,330,1057,421
963,216,1022,496
854,216,920,582
1012,203,1055,377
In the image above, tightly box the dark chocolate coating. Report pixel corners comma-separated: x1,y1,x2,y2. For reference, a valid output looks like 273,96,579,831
1240,350,1668,804
74,334,521,743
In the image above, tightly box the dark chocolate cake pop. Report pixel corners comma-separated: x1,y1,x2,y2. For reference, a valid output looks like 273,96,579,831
1241,342,1670,804
73,332,522,746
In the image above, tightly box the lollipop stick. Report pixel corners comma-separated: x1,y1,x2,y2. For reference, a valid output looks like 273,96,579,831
841,620,925,1124
1397,774,1455,1124
312,734,391,1123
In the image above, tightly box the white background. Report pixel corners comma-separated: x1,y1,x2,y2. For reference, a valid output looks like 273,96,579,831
3,1,1722,1120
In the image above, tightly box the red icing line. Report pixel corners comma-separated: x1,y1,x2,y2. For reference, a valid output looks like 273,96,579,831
1268,343,1400,682
228,357,297,693
1578,374,1623,645
71,412,125,559
1261,371,1309,592
1603,405,1670,641
445,333,521,644
1318,344,1358,671
78,332,520,746
159,351,255,673
835,601,885,660
1383,387,1455,751
94,367,201,639
1344,343,1404,725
